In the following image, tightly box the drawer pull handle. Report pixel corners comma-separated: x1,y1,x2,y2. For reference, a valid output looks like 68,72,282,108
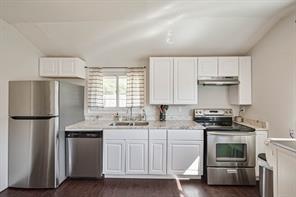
227,169,238,174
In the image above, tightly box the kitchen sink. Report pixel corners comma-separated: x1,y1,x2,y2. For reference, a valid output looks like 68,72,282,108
134,121,149,126
110,121,149,126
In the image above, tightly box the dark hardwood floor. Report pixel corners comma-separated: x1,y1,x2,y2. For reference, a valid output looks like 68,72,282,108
0,179,260,197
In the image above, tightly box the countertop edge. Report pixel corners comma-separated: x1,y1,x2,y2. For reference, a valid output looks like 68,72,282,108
271,141,296,154
234,121,268,131
65,120,205,131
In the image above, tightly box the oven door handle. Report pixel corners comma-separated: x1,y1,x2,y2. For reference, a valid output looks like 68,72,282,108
207,131,256,136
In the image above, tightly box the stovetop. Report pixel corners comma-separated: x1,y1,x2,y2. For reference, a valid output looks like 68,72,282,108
201,122,255,132
193,109,255,132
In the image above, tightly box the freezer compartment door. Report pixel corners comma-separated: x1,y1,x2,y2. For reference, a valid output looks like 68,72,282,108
8,117,59,188
9,81,59,116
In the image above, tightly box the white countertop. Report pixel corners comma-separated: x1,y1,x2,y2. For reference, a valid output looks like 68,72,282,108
270,139,296,153
234,121,268,131
65,120,205,131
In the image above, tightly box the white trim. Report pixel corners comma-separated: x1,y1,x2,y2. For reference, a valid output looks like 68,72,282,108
104,174,201,179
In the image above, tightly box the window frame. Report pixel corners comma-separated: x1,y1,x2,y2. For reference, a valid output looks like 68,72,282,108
85,68,128,115
102,74,127,108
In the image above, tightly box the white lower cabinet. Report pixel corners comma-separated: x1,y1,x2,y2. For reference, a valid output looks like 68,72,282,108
103,129,148,176
103,140,125,175
149,140,167,175
103,129,204,178
167,140,203,175
255,130,268,177
126,140,148,174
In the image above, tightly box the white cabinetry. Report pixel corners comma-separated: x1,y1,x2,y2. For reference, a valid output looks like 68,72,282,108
229,56,252,105
218,57,239,76
39,58,59,76
173,58,198,104
103,140,125,175
103,129,148,175
126,140,148,174
198,57,218,77
39,57,86,79
275,148,296,197
266,142,296,197
149,57,174,104
198,56,239,78
149,57,197,105
167,130,203,176
255,130,268,177
149,129,167,175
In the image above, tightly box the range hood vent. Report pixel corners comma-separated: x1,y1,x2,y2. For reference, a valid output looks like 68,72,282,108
198,77,240,86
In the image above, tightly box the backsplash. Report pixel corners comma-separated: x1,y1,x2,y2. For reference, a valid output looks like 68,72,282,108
85,86,239,121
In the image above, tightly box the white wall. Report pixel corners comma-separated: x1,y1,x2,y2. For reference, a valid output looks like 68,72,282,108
245,10,296,138
0,19,43,192
86,86,238,121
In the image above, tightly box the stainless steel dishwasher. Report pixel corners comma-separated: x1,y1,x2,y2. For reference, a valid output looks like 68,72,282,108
66,131,103,178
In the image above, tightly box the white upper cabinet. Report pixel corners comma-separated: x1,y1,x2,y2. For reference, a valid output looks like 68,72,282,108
174,57,198,104
149,57,174,104
198,56,239,78
229,56,252,105
218,57,239,77
39,58,59,76
149,57,198,105
198,57,218,77
39,57,86,79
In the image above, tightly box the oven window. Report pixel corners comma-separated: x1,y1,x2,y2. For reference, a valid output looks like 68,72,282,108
216,143,247,162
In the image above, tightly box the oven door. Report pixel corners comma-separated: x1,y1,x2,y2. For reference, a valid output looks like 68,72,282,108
207,131,256,167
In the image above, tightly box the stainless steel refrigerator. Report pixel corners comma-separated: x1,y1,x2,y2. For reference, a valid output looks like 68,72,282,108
8,80,84,188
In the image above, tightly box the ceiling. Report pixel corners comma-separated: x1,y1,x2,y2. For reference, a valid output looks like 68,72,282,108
0,0,295,67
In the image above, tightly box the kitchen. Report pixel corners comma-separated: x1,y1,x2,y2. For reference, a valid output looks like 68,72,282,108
0,1,296,197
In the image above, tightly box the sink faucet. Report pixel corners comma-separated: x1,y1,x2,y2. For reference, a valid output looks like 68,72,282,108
126,107,133,122
141,108,146,121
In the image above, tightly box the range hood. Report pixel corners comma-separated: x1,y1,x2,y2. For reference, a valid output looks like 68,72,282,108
198,76,240,86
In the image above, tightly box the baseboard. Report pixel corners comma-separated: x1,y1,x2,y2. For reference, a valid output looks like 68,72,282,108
104,174,202,179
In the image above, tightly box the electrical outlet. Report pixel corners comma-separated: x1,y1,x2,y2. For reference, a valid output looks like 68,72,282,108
239,106,246,113
289,129,295,138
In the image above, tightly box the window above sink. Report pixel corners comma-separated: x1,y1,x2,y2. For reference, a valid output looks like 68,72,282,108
86,67,146,114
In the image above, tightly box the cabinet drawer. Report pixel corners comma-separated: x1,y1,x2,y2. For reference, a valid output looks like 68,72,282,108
149,129,167,140
168,130,203,141
104,129,148,140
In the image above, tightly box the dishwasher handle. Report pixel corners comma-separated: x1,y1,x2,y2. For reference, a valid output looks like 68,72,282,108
66,131,102,138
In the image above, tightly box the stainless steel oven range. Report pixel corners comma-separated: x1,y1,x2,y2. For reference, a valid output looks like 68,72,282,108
194,109,256,186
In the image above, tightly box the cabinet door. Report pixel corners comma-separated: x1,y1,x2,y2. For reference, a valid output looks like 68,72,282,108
238,56,252,104
167,141,203,175
126,140,148,174
149,57,174,104
275,148,296,197
149,140,167,175
228,56,252,105
59,58,76,77
218,57,239,76
198,57,218,77
255,131,268,177
103,140,125,175
39,58,59,77
173,57,198,104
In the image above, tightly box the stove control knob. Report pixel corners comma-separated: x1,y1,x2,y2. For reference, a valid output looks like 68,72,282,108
225,110,232,115
195,110,203,116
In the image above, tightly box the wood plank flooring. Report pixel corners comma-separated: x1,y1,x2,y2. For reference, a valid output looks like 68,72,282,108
0,179,260,197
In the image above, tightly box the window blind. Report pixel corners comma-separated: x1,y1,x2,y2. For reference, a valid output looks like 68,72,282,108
87,67,103,111
126,68,145,107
